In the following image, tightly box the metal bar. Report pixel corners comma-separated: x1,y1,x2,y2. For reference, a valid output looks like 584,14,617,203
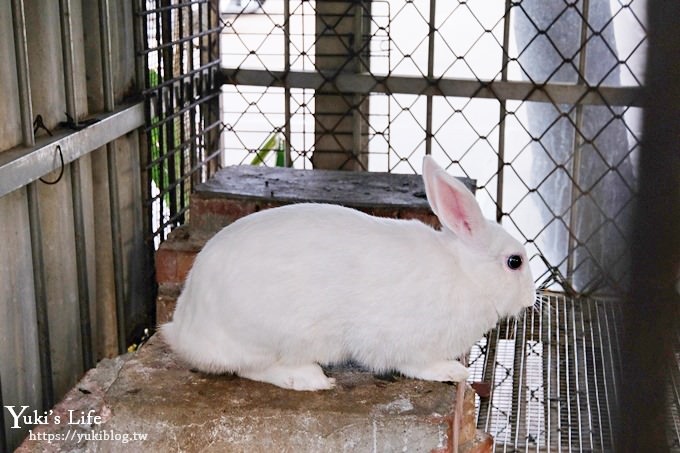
496,0,513,223
207,0,221,178
59,0,78,121
146,144,222,207
69,159,93,370
59,0,94,372
0,369,5,453
99,0,115,111
577,300,595,449
602,301,618,449
154,1,168,241
26,183,55,411
283,0,291,166
511,313,527,450
564,299,573,451
570,301,583,451
220,68,644,107
11,0,34,146
133,0,146,94
147,91,221,129
100,0,127,353
535,293,545,452
352,2,365,168
11,0,54,417
107,142,126,354
139,25,223,55
144,117,222,171
161,0,178,227
424,0,435,156
585,301,598,450
0,103,145,198
555,296,563,453
546,293,553,450
478,324,501,435
178,5,187,223
139,0,208,16
566,0,591,286
141,60,220,96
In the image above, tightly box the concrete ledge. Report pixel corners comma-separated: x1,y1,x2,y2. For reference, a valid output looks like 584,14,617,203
18,334,490,452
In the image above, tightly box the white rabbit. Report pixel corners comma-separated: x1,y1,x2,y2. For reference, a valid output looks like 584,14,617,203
161,156,535,391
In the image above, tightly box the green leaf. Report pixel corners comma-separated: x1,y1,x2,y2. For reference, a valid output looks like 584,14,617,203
250,133,280,166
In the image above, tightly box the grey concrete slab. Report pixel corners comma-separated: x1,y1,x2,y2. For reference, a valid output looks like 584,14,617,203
17,334,481,452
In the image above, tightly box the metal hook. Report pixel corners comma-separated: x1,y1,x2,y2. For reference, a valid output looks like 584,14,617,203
33,114,53,137
39,145,65,185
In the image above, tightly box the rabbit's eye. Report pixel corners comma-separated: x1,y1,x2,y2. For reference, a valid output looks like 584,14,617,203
507,255,523,270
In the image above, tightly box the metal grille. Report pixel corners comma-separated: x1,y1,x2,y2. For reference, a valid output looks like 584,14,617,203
139,0,223,245
470,292,625,451
192,1,678,450
470,293,680,452
220,0,645,297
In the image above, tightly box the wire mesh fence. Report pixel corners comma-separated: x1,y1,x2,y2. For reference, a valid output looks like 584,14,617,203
220,0,645,298
139,0,223,246
216,2,671,450
137,1,679,451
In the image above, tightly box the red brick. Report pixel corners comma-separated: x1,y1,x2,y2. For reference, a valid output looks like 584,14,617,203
190,197,286,234
155,247,177,284
176,251,196,283
156,287,179,325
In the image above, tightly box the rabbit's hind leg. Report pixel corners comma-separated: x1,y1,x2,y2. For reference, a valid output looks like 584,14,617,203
396,360,469,383
239,363,336,391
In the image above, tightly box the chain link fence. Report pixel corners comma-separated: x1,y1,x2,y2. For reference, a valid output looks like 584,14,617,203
136,1,677,451
218,1,667,450
221,0,645,299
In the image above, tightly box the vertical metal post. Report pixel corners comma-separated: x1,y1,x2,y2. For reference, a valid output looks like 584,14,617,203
283,0,292,166
566,0,590,284
59,0,94,371
496,0,513,223
206,0,221,177
177,4,187,217
133,0,146,95
26,184,55,411
424,0,436,157
352,1,365,168
59,0,77,120
161,0,178,223
99,0,115,111
11,0,54,412
0,371,5,453
617,0,680,449
11,0,34,145
69,159,93,369
100,0,127,353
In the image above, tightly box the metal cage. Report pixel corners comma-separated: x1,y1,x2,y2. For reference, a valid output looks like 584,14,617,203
136,0,678,451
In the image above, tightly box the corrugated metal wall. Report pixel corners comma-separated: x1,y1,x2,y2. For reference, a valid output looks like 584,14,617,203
0,1,152,449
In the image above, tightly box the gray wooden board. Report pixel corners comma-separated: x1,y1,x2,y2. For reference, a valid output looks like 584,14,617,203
195,165,476,209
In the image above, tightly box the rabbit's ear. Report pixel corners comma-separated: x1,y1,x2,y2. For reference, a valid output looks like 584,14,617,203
423,156,487,244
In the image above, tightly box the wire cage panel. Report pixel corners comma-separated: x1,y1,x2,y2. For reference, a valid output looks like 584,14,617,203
220,0,645,297
471,293,625,451
215,3,677,451
140,0,223,246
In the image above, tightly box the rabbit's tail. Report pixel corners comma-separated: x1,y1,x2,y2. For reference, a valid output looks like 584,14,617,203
159,290,278,375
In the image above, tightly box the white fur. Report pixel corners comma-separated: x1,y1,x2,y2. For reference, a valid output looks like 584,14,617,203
161,156,535,390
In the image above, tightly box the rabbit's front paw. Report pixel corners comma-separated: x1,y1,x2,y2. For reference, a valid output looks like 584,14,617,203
240,363,336,391
398,360,469,383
